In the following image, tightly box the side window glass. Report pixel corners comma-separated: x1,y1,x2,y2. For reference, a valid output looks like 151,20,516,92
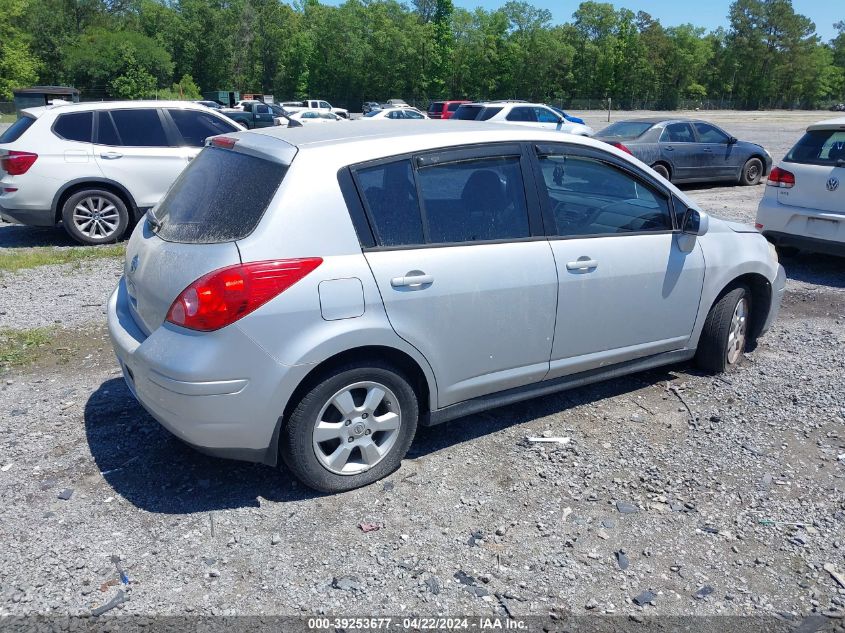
53,112,93,142
535,108,559,123
168,109,238,147
110,109,169,147
96,112,121,145
320,101,330,109
661,123,695,143
694,122,729,143
418,156,529,243
506,107,536,122
357,160,424,246
256,105,269,114
537,154,672,236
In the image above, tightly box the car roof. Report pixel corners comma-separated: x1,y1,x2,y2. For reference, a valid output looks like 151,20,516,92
807,117,845,131
21,100,212,117
466,101,545,108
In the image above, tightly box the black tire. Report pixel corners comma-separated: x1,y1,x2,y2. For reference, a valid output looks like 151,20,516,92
695,286,752,374
61,189,129,245
651,163,670,181
740,158,763,186
281,362,419,493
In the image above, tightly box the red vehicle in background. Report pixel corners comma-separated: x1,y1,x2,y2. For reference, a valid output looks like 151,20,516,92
427,100,470,119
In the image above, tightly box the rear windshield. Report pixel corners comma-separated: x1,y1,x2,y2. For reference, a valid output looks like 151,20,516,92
151,147,287,243
599,121,654,140
784,129,845,166
0,116,36,144
452,105,484,120
428,102,444,113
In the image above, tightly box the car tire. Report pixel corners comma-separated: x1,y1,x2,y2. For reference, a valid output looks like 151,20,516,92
61,189,129,245
695,286,751,374
281,362,419,493
740,158,763,186
651,163,670,180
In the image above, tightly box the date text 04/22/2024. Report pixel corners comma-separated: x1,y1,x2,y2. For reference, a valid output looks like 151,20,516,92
306,617,528,630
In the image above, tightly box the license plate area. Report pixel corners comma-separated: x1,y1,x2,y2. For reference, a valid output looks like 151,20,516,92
806,217,838,237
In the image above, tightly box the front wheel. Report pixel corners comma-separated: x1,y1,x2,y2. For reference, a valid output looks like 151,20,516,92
740,158,763,186
281,362,419,493
695,286,751,373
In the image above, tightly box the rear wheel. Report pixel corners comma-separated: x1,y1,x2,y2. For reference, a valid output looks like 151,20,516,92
695,286,751,373
281,362,419,493
651,163,670,181
740,158,763,186
61,189,129,245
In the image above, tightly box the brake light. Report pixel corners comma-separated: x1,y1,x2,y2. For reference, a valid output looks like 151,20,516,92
166,258,322,331
211,136,237,149
767,166,794,188
0,151,38,175
755,223,764,230
607,141,632,155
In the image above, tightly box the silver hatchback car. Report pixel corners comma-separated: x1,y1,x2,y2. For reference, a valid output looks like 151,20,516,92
108,121,785,493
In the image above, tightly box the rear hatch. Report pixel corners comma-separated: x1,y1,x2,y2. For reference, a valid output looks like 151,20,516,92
124,133,296,334
427,102,444,119
777,122,845,214
0,113,39,178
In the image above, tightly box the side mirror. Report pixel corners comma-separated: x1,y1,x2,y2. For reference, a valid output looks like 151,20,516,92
727,136,738,144
682,207,709,236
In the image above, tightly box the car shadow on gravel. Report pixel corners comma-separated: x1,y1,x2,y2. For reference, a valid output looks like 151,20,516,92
84,378,318,514
0,223,77,248
780,252,844,288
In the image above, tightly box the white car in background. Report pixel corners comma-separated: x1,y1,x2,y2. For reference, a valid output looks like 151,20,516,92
284,111,345,125
756,117,844,257
453,101,594,136
0,101,243,244
364,107,428,120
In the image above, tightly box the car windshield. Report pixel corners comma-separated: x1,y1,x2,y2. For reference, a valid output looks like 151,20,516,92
152,147,288,243
599,121,654,140
784,129,845,166
0,115,36,144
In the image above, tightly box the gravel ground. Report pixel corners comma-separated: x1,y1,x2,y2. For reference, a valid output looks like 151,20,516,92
0,111,843,624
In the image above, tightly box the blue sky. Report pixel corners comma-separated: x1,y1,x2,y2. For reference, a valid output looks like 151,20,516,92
445,0,841,41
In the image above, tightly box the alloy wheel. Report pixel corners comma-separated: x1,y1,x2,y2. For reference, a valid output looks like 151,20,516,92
726,297,749,364
72,196,120,239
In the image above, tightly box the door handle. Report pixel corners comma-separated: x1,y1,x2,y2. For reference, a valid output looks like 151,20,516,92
100,152,123,160
566,259,598,271
390,272,434,288
664,146,674,151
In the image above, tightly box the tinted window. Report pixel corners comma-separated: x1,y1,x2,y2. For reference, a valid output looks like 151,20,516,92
405,110,424,119
534,107,559,123
0,116,36,144
452,105,484,120
599,121,653,140
661,123,695,143
785,129,845,166
110,109,169,147
153,147,286,243
319,102,330,109
447,102,462,111
538,154,672,236
418,156,529,243
255,104,270,114
53,112,93,142
96,112,121,145
428,102,444,114
694,122,729,143
506,107,536,122
478,107,502,121
357,160,423,247
168,109,238,147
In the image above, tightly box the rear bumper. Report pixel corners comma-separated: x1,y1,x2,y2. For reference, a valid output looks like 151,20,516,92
756,196,844,256
0,206,55,227
107,277,308,465
763,231,845,257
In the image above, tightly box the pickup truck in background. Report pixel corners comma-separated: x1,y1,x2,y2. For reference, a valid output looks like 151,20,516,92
280,99,349,118
221,102,288,128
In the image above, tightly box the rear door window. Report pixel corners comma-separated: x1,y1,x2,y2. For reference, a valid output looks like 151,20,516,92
417,156,530,243
152,147,287,243
110,109,169,147
356,160,424,247
0,116,36,144
661,123,696,143
168,109,238,147
506,107,537,122
53,112,93,142
96,112,121,145
447,102,463,112
785,130,845,166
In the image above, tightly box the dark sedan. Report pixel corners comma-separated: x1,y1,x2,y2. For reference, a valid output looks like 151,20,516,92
595,118,772,185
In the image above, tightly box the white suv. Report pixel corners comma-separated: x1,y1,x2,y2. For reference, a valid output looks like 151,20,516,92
0,101,243,244
453,101,594,136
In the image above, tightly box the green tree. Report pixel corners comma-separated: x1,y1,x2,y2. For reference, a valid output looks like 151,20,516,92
0,0,40,98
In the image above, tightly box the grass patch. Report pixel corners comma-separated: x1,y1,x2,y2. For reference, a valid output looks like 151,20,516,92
0,328,54,368
0,113,16,124
0,244,125,273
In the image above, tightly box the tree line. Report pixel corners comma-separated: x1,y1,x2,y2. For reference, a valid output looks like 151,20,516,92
2,0,844,110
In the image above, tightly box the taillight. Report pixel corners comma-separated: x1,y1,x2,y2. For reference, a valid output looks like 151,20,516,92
166,258,322,331
755,223,764,230
607,141,633,155
0,151,38,175
210,136,237,149
767,166,794,188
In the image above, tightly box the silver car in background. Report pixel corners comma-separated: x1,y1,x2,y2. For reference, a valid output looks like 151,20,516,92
108,121,785,493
